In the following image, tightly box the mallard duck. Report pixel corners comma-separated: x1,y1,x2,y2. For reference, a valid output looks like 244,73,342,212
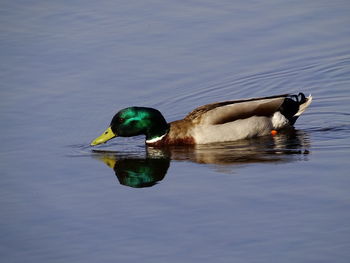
90,93,312,146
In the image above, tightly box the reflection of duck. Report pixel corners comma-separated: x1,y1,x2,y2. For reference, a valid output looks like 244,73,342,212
94,153,170,188
162,130,310,165
91,93,312,146
93,130,310,188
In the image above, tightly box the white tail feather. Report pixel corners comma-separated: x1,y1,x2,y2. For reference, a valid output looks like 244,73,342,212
294,94,312,116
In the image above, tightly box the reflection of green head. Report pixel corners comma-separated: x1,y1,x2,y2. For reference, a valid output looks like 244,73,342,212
114,158,170,188
111,107,169,140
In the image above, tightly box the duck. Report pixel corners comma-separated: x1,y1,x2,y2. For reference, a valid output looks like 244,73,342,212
90,93,312,147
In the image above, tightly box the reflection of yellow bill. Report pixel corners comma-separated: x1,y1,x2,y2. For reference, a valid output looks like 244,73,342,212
97,155,117,168
90,126,117,146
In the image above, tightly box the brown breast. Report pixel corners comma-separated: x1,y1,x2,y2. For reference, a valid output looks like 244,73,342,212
146,119,196,146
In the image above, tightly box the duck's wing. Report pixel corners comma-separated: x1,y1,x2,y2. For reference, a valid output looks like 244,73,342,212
185,94,289,125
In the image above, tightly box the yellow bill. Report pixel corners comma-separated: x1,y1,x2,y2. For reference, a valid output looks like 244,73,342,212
90,126,117,146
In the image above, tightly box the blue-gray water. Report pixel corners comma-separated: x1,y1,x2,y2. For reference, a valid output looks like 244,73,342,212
1,1,350,262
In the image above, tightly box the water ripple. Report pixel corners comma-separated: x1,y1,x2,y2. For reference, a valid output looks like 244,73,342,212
158,53,350,121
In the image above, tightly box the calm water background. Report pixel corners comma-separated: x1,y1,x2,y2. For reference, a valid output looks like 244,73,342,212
1,1,350,262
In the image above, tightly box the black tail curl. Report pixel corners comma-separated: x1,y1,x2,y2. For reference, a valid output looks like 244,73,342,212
290,93,307,104
279,93,307,125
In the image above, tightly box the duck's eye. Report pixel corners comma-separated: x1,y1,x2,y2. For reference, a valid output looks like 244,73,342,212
119,118,124,123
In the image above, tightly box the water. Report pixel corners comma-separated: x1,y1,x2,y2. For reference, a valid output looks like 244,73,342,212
1,1,350,262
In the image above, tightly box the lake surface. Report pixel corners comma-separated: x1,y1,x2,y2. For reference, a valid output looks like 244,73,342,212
1,1,350,262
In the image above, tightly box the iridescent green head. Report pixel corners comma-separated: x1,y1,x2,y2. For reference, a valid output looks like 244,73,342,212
91,107,169,146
